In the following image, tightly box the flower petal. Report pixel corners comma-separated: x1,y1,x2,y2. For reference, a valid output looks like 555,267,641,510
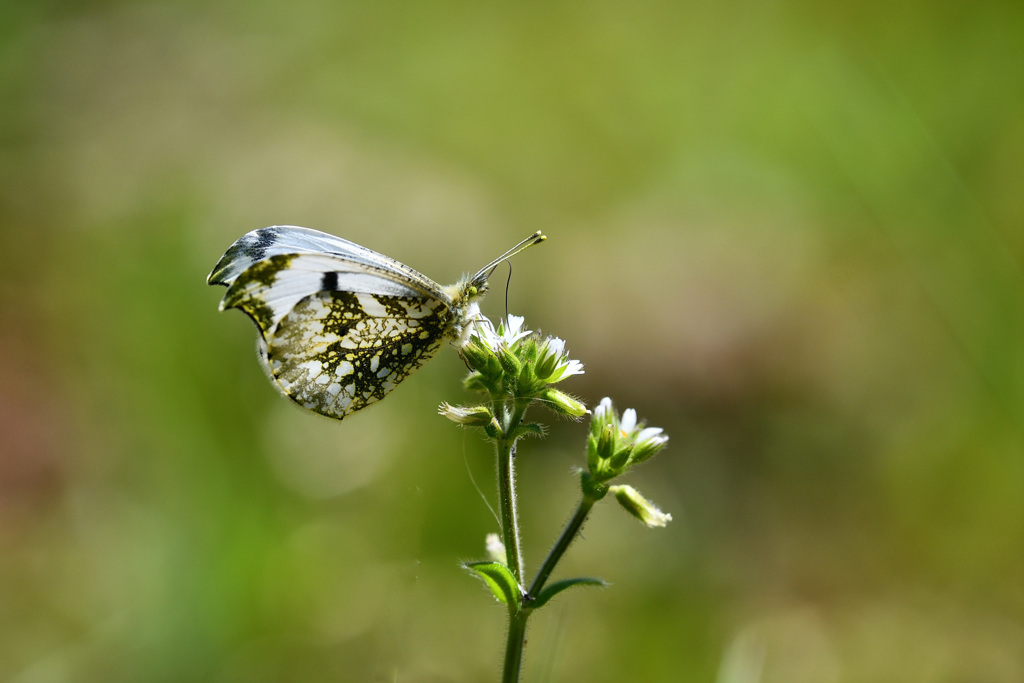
620,408,637,434
636,427,664,444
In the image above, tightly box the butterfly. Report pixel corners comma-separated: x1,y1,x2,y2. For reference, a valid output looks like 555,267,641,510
208,226,545,420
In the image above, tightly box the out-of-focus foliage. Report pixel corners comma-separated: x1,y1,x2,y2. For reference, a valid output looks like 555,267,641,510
2,1,1022,681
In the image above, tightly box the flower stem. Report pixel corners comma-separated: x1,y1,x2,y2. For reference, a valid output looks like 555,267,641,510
494,397,531,585
502,609,529,683
496,433,524,584
496,442,528,683
501,492,596,682
494,397,533,681
528,494,596,598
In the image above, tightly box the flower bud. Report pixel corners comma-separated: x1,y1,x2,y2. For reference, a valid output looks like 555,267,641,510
533,338,561,381
608,443,632,471
630,427,669,463
438,402,494,427
610,485,672,528
586,434,601,474
597,423,617,462
541,388,588,418
585,397,669,480
590,397,614,438
460,336,489,369
497,344,522,378
534,336,585,384
485,533,507,565
516,335,539,365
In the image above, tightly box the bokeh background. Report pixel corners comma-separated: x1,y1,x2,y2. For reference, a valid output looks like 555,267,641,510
2,1,1023,681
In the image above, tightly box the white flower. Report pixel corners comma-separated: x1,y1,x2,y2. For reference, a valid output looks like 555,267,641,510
499,315,530,345
620,408,637,435
631,425,668,463
535,336,585,383
586,397,669,477
636,426,667,446
616,407,668,453
471,314,532,353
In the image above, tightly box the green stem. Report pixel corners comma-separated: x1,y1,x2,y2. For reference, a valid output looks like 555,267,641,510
493,397,531,585
496,434,524,583
501,491,596,682
502,609,529,683
528,494,596,598
494,396,533,681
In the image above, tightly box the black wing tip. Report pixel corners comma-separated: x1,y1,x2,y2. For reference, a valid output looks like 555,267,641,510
207,226,288,287
207,267,228,286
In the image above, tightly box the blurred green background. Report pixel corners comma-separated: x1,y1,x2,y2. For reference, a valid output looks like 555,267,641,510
2,1,1023,681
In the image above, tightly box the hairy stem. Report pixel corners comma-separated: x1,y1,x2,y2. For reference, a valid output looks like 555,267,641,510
494,397,532,585
496,434,524,583
528,494,595,598
494,396,534,681
502,609,529,683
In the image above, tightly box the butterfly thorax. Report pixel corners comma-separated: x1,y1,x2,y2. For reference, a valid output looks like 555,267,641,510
444,277,488,348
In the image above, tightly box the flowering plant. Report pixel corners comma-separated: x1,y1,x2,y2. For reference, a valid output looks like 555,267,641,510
441,315,670,681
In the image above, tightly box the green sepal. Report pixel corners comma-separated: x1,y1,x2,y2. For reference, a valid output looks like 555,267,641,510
438,402,494,427
540,388,588,418
533,345,558,382
497,346,522,378
608,444,632,471
530,577,608,610
610,484,673,527
597,424,616,462
463,561,523,612
580,471,609,501
460,337,493,372
586,434,600,474
515,362,547,398
516,337,539,365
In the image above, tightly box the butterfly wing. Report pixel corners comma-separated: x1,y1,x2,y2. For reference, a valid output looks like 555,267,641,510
209,226,456,419
208,225,442,294
264,290,453,419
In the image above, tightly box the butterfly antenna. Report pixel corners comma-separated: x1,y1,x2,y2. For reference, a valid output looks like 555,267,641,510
504,262,513,319
471,231,546,286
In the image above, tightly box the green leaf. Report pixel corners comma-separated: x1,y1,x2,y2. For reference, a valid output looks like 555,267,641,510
511,422,546,440
463,561,523,611
530,577,607,610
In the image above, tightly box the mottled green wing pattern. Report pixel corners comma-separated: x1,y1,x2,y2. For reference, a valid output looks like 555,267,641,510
220,254,298,335
263,290,454,419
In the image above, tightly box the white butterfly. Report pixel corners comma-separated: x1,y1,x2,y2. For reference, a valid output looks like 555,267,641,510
208,226,544,419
